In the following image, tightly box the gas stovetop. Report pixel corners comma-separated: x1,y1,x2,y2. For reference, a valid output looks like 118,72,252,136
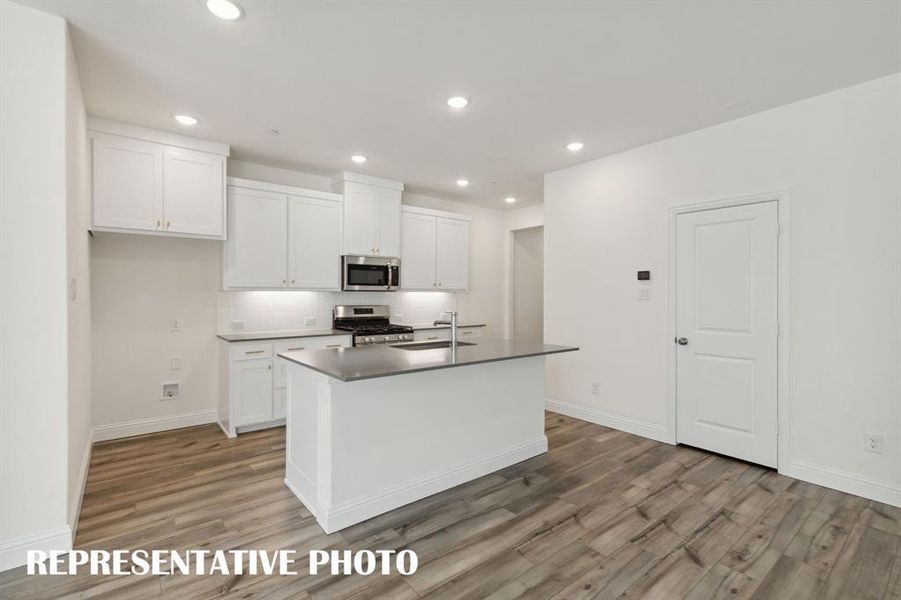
333,305,414,346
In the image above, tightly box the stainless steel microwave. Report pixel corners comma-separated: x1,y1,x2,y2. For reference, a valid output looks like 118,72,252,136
341,255,400,291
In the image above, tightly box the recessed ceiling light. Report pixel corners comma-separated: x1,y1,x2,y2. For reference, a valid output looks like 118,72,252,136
456,179,470,187
566,141,584,152
505,196,517,204
174,114,199,126
205,0,244,20
447,96,469,109
351,154,368,164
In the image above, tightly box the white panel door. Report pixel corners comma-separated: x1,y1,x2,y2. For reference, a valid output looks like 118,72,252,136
400,212,437,289
676,201,778,467
375,187,401,257
224,187,287,288
288,195,341,289
435,217,470,290
163,147,225,237
342,183,377,255
91,134,163,231
232,358,273,426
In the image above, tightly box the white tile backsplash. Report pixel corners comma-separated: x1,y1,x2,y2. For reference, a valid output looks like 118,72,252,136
217,291,458,333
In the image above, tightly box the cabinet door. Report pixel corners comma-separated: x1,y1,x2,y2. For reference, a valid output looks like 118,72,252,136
272,387,287,421
224,187,288,288
435,217,470,289
400,212,437,289
91,134,163,231
375,187,401,256
231,358,273,426
342,183,378,255
288,195,341,289
163,147,225,237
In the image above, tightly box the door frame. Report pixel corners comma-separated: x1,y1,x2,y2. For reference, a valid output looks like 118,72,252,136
666,190,791,470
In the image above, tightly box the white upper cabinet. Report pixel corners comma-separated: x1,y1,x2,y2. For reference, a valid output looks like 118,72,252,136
163,147,225,237
224,186,288,288
288,195,341,289
331,172,404,257
400,206,471,290
91,134,164,231
223,178,343,290
401,211,438,289
436,217,470,290
89,118,229,240
374,186,401,257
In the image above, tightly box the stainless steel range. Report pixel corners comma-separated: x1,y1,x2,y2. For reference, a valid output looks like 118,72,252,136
333,305,414,346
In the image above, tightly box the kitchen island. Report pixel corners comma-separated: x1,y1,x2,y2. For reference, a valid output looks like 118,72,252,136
278,339,578,533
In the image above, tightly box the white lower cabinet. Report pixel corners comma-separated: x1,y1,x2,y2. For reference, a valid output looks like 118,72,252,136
219,334,351,436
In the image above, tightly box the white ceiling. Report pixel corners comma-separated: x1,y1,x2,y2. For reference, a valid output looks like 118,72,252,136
22,0,901,208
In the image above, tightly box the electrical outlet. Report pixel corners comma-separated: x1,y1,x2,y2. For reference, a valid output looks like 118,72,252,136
591,381,600,395
161,381,180,401
304,316,317,327
170,356,182,371
170,319,181,333
865,433,883,454
231,320,246,331
637,287,652,300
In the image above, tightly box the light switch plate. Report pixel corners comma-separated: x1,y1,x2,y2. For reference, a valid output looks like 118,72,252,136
170,356,182,371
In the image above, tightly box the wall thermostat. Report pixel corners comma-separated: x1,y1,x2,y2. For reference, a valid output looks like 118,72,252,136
637,270,651,280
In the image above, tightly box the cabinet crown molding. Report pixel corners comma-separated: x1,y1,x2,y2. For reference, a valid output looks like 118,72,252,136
401,204,472,222
227,177,342,202
87,117,230,156
330,171,404,191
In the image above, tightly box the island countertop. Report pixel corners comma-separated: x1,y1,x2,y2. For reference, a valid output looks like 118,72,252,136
278,338,578,382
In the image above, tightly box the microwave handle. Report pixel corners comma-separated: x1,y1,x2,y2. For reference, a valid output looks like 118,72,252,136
389,265,400,287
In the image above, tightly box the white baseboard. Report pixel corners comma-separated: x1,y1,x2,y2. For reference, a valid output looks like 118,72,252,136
92,409,218,442
0,526,72,572
546,398,674,444
291,437,548,534
68,433,94,538
782,459,901,507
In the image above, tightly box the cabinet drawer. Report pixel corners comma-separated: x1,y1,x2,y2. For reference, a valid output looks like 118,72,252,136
231,342,273,361
274,335,350,355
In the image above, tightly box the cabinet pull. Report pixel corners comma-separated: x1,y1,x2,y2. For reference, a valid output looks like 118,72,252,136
166,220,170,229
426,336,439,341
156,220,161,229
287,347,305,351
245,350,265,355
461,331,473,335
282,279,287,285
326,344,341,348
268,364,271,370
291,279,296,284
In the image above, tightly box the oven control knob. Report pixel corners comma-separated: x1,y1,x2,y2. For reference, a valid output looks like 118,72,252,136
363,337,371,342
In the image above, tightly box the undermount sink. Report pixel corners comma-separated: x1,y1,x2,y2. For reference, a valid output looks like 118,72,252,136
391,340,476,351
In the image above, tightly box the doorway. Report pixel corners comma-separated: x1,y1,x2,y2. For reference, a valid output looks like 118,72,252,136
672,197,783,468
512,226,544,343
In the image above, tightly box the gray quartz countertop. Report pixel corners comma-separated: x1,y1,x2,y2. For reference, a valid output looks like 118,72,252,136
278,338,578,382
216,329,351,342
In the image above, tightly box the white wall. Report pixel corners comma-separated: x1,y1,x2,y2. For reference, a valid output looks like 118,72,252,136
544,74,901,505
0,0,72,569
512,227,544,343
503,204,544,339
64,20,92,533
91,235,221,428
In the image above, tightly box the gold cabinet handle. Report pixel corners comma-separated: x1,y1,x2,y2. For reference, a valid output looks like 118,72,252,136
156,220,161,229
166,220,170,229
291,279,296,284
245,350,265,355
267,364,271,370
287,347,305,351
426,336,438,341
326,344,341,348
282,279,287,286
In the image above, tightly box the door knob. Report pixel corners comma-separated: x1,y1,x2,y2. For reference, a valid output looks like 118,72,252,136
676,337,689,345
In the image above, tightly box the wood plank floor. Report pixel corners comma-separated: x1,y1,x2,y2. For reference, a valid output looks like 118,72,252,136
2,413,900,599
